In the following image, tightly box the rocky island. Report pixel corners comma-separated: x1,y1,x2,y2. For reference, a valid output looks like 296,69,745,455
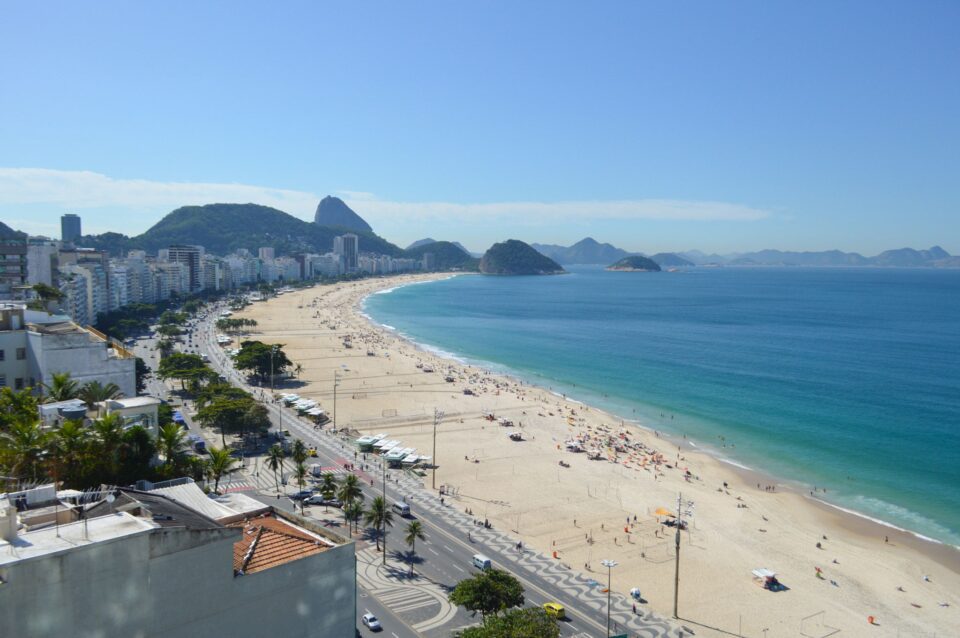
606,255,662,272
480,239,566,275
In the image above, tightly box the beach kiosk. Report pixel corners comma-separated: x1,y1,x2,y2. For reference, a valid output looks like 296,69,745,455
752,568,784,592
356,433,386,453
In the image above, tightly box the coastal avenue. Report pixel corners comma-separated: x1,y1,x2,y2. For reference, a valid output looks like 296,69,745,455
139,298,681,638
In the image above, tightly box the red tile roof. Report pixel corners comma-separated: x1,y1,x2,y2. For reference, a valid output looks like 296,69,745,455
228,514,330,575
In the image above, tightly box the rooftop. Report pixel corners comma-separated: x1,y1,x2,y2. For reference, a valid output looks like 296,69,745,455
228,513,335,576
0,512,157,567
104,396,162,409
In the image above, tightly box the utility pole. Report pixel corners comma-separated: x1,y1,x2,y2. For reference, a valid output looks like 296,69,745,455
270,345,279,433
382,456,387,565
673,491,682,619
601,559,617,637
431,408,444,491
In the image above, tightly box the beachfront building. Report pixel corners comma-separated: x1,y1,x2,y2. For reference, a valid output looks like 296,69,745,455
160,244,205,293
333,233,359,272
0,488,356,638
0,304,136,396
0,228,28,297
25,238,60,287
60,213,82,242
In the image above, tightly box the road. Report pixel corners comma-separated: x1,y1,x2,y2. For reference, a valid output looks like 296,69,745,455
138,300,681,638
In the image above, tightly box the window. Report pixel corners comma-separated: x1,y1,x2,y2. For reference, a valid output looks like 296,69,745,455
14,378,23,390
0,375,6,387
0,349,4,361
16,347,26,360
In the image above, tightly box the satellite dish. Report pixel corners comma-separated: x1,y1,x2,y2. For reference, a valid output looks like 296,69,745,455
106,494,116,503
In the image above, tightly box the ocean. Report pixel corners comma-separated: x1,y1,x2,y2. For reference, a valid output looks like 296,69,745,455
363,266,960,546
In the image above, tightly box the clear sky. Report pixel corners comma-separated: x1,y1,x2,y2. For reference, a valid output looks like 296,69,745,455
1,1,957,255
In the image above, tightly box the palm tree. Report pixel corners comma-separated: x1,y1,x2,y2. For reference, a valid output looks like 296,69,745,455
294,461,308,513
79,381,123,411
51,419,89,487
0,419,50,481
42,372,80,403
363,495,394,552
157,423,187,472
91,412,126,480
319,472,338,512
266,444,285,494
291,439,308,465
337,473,363,505
404,520,426,576
344,501,364,536
207,446,237,493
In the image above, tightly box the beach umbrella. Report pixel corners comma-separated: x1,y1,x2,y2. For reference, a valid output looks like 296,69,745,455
655,507,674,517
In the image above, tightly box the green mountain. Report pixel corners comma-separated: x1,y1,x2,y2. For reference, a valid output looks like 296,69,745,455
77,203,402,257
404,241,479,271
606,255,662,272
480,239,565,275
314,196,373,233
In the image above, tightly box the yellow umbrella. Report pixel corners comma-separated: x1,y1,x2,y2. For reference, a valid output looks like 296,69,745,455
655,507,675,517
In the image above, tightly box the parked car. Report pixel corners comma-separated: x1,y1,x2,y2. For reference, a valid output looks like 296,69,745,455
361,613,382,631
290,489,315,501
305,495,341,507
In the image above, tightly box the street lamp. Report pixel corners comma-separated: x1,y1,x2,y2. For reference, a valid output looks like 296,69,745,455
601,558,618,637
333,370,340,430
382,455,388,566
270,345,280,433
431,408,444,491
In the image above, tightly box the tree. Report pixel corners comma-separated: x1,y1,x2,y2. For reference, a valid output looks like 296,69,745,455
197,397,252,447
0,419,50,482
294,363,303,378
457,608,559,638
157,423,188,474
291,439,308,465
207,446,237,493
294,461,308,513
337,473,363,507
266,444,285,493
157,353,208,391
90,412,126,482
50,419,90,487
343,501,364,536
233,341,291,381
79,381,123,411
42,372,80,403
319,472,337,512
0,387,39,430
363,495,394,552
156,323,183,338
449,569,525,620
135,357,151,394
404,520,426,576
116,425,156,485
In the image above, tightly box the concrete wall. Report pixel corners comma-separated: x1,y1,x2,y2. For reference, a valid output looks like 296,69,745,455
27,329,136,398
0,525,356,638
0,331,31,389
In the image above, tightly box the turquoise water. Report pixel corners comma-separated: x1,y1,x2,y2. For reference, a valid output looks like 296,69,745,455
364,266,960,546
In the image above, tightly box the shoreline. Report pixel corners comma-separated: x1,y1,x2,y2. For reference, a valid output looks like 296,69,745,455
238,273,959,636
361,275,960,561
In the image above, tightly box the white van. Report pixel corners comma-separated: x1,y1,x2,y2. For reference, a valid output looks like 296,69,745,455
391,502,411,517
472,554,492,570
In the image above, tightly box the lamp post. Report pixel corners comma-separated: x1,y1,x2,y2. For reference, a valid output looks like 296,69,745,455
431,408,444,491
601,559,617,637
333,370,340,430
673,492,682,619
382,455,387,565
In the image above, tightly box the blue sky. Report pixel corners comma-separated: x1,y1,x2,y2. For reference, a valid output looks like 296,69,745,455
1,1,957,255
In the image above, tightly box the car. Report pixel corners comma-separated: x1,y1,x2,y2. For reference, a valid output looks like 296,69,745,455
543,602,566,619
307,446,318,457
305,495,341,507
361,613,381,631
290,489,315,501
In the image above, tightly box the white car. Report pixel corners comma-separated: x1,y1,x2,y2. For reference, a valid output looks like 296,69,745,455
361,613,381,631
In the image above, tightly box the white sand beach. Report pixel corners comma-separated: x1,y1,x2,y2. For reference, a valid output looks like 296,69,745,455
233,274,959,637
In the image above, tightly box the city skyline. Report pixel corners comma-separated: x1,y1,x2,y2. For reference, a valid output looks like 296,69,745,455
2,2,958,254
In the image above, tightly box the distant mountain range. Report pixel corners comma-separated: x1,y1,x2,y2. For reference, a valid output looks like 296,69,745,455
531,237,631,265
681,245,957,268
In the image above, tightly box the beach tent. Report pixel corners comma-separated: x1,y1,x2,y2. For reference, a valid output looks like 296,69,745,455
655,507,675,517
